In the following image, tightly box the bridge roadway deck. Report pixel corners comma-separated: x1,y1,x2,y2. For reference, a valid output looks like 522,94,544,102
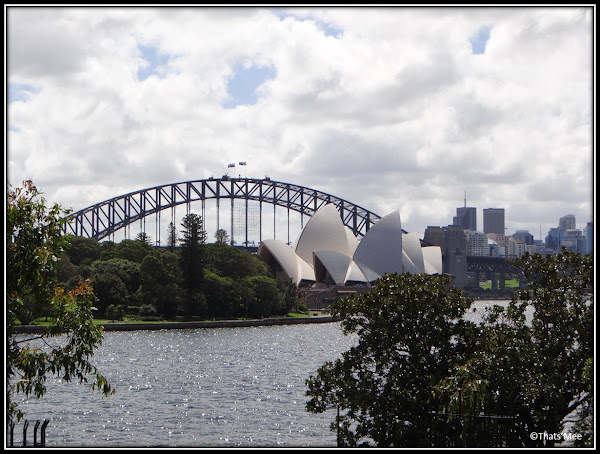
466,256,521,274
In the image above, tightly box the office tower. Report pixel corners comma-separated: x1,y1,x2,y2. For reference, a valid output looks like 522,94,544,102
483,208,505,234
423,226,444,247
454,207,477,231
559,214,576,230
453,191,477,231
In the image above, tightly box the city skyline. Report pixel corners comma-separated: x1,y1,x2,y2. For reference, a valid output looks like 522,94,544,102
6,6,594,240
450,204,591,241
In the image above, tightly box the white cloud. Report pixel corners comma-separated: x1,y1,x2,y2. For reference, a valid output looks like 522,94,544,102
6,6,594,243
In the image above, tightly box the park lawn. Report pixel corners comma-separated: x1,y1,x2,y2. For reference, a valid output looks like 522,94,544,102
480,278,520,289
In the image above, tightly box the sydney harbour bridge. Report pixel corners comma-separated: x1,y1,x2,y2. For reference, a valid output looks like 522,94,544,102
64,176,382,246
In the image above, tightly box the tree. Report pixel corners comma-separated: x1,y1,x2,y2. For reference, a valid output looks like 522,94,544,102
204,242,271,280
475,250,594,447
140,249,182,319
90,272,128,316
135,231,153,247
306,273,474,447
166,222,177,252
7,180,113,422
65,236,100,265
114,238,153,263
203,270,238,318
243,275,285,318
179,213,207,317
214,228,230,244
305,251,594,448
91,258,142,296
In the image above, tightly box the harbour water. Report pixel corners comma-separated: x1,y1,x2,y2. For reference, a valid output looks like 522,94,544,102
11,300,513,448
13,322,357,447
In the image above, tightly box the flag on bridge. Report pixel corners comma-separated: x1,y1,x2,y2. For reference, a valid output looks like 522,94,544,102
239,161,246,166
228,163,235,168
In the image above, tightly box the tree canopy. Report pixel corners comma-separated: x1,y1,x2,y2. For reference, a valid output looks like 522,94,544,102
306,250,594,447
7,181,113,422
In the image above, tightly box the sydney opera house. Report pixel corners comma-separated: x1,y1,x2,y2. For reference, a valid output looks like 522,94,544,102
257,204,443,288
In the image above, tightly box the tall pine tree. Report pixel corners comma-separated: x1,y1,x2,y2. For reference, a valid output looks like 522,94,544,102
178,213,207,317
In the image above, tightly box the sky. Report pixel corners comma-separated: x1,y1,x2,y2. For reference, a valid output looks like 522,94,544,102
5,6,595,245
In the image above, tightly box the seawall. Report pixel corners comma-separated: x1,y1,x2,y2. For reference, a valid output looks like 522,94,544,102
14,315,341,334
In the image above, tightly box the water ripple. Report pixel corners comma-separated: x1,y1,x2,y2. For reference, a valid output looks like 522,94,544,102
14,323,356,447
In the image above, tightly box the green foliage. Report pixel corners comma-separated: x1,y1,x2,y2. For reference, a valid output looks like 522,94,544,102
14,202,293,326
179,214,206,296
140,249,182,319
135,231,153,246
243,275,285,318
90,272,128,315
65,236,100,265
306,251,594,447
476,250,594,447
7,181,113,422
214,228,230,244
92,258,142,294
204,242,271,280
306,273,474,447
203,270,238,318
114,238,153,263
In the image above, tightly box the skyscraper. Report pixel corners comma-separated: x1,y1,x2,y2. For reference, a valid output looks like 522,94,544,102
454,207,477,231
483,208,505,234
559,214,576,230
453,191,477,231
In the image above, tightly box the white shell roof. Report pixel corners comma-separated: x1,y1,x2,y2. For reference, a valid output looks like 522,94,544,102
313,250,353,285
296,255,316,284
345,260,369,283
259,205,440,285
353,210,403,279
294,204,350,265
422,246,443,275
402,232,425,274
258,239,299,283
345,227,360,255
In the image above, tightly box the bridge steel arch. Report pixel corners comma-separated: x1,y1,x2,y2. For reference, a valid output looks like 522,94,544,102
64,177,382,243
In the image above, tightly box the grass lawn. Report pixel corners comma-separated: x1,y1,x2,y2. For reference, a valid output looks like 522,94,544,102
480,278,520,289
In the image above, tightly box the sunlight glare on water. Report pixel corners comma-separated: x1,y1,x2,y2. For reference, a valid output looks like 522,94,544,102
14,323,357,448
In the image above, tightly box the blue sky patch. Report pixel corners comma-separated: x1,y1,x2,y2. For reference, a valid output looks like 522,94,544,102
470,25,492,55
222,63,277,108
8,83,39,103
137,44,170,81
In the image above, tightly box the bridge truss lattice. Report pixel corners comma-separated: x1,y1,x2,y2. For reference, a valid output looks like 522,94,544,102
64,177,382,245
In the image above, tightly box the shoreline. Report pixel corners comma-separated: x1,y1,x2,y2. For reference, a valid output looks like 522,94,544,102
14,315,341,334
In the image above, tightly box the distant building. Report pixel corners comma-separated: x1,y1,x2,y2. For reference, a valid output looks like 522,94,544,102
512,230,534,245
423,226,444,247
442,225,468,287
545,214,591,254
487,232,524,258
454,206,477,231
586,222,593,256
559,214,576,230
488,238,500,257
562,229,584,254
467,231,488,256
546,227,565,251
483,208,505,234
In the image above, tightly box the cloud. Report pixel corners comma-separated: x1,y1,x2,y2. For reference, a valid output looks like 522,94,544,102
6,6,594,244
